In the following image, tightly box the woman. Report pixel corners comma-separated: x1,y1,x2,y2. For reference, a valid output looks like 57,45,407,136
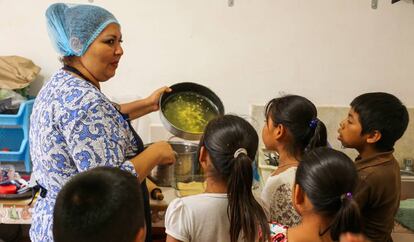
29,3,175,242
165,115,270,242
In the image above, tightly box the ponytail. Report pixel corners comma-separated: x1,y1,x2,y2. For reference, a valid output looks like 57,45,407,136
200,115,269,242
227,154,270,242
329,195,362,241
264,95,328,157
296,148,361,241
305,118,328,151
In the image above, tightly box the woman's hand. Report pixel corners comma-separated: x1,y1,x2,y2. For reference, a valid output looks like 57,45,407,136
131,141,176,183
146,86,172,112
147,141,176,165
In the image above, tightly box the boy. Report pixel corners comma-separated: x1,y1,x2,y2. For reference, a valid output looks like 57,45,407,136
53,167,146,242
338,92,409,242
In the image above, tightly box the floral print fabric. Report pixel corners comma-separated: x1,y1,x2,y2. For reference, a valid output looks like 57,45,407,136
270,222,288,242
29,69,138,241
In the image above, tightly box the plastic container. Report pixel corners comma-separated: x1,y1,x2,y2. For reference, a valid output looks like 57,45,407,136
0,99,35,172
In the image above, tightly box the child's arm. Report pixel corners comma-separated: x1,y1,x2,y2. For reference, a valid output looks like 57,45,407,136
354,176,372,211
165,198,191,242
166,235,184,242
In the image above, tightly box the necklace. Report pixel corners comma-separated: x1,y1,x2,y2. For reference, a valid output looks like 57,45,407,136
63,65,99,89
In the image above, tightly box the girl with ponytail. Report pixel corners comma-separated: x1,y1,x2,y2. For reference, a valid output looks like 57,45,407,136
165,115,270,242
270,147,362,242
261,95,327,226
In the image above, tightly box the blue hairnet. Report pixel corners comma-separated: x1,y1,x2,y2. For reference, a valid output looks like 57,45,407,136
46,3,119,56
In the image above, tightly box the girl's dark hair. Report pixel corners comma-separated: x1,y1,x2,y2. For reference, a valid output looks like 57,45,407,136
295,147,361,241
265,95,327,157
200,114,270,242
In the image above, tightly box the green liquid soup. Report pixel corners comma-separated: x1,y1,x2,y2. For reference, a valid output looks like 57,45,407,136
163,92,218,133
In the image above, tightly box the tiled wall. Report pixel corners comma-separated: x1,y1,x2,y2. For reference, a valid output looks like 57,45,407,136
250,105,414,166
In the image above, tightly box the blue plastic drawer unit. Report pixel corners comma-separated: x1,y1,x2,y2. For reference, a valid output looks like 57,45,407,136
0,99,35,172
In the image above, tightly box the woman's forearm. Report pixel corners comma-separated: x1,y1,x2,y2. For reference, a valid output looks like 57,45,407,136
119,86,170,120
119,98,155,120
131,141,175,183
166,235,183,242
131,146,160,183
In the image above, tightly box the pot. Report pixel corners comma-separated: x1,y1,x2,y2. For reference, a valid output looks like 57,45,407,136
159,82,224,140
148,141,202,187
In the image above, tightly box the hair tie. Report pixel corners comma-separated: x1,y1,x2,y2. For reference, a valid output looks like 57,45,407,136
233,148,248,158
340,192,352,202
309,118,318,129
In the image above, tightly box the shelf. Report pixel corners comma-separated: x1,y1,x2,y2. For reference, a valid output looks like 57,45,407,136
0,100,34,172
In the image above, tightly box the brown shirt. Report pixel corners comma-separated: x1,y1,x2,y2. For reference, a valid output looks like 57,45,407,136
354,151,401,242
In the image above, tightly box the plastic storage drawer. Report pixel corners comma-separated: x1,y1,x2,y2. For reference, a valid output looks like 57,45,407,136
0,99,35,172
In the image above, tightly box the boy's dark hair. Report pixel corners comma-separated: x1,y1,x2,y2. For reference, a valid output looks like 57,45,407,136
351,92,409,152
53,166,145,242
296,147,362,241
265,95,327,158
200,114,270,242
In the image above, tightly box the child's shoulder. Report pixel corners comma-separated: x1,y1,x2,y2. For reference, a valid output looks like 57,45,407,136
355,152,400,193
266,167,297,187
355,151,398,173
172,193,227,208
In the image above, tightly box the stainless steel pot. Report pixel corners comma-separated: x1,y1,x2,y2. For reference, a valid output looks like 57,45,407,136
159,82,224,140
148,141,202,187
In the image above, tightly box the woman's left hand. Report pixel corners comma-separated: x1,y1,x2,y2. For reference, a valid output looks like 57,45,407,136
119,86,171,120
147,86,172,112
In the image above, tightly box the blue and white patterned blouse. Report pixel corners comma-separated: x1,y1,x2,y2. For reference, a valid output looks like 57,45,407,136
29,69,139,242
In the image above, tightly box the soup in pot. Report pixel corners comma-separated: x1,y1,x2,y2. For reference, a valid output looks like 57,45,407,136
162,92,218,133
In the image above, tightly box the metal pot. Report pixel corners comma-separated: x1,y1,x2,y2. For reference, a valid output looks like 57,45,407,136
148,141,202,187
159,82,224,140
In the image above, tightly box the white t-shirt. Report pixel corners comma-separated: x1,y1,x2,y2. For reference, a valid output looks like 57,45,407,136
261,167,301,227
165,193,230,242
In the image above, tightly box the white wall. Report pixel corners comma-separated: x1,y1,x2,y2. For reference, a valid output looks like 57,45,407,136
2,0,414,142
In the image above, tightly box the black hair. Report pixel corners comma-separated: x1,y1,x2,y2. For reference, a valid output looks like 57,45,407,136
59,56,75,66
200,114,270,242
351,92,409,152
53,166,145,242
265,95,327,157
295,147,361,241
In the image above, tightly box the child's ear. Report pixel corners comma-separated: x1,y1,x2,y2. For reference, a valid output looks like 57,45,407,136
366,130,382,144
274,123,285,140
292,184,305,215
199,146,208,169
134,226,146,242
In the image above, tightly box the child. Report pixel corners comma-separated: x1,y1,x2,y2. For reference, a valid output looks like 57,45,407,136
165,115,270,242
270,147,362,242
53,167,146,242
261,95,327,226
338,92,409,242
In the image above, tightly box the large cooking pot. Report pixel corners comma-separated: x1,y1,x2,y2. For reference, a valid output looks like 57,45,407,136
159,82,224,140
148,141,203,187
